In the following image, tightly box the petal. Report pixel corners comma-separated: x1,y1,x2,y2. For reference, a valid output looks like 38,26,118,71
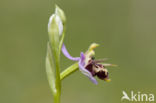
80,52,85,66
79,52,98,85
62,44,80,61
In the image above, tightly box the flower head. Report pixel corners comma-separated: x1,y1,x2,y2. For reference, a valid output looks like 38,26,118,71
62,43,114,84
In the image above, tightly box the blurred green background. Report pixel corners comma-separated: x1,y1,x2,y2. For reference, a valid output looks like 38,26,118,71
0,0,156,103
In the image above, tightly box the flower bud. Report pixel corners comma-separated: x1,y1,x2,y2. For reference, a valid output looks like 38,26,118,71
55,5,66,25
48,14,63,36
48,14,60,52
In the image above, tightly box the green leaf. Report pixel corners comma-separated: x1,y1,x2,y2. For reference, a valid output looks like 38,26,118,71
45,43,56,94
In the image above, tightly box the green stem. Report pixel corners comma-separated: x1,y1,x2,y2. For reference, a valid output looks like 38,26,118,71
54,55,61,103
54,92,60,103
60,63,79,80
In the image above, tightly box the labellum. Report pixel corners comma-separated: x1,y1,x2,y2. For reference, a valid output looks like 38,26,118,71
85,57,109,81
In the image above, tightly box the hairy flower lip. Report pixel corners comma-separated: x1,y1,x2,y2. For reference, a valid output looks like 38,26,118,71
85,57,110,80
79,52,98,84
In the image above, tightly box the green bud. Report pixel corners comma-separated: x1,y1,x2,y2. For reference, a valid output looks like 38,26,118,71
48,14,60,51
48,14,63,36
55,5,66,24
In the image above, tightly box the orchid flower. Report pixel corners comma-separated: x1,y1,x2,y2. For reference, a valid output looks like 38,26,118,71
46,5,116,103
62,43,115,85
